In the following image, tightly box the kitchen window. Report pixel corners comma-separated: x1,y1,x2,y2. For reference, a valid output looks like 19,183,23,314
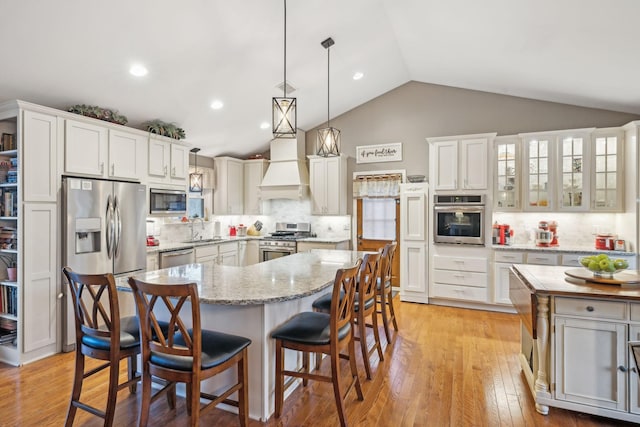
362,198,396,240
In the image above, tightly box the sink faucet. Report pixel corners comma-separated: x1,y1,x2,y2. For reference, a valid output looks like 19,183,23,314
190,217,205,241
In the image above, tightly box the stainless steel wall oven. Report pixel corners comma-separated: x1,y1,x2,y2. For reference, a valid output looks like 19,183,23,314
433,194,485,245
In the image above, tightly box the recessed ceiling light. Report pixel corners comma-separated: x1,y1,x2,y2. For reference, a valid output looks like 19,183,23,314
260,122,270,130
353,72,364,81
210,100,224,110
129,64,148,77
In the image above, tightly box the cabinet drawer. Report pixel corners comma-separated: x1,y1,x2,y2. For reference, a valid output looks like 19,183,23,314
433,255,487,273
431,282,488,302
195,245,218,258
631,303,640,322
525,253,559,265
218,242,238,254
555,297,626,321
560,254,583,267
433,269,487,288
494,251,525,263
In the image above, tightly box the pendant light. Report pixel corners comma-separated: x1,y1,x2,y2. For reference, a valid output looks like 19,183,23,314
189,148,203,193
272,0,297,138
316,37,340,157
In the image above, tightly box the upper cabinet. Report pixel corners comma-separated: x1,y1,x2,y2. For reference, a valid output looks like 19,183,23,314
64,119,147,181
428,133,495,193
495,127,624,213
493,136,521,210
22,110,57,202
308,154,347,215
213,156,244,215
244,159,268,215
147,138,188,187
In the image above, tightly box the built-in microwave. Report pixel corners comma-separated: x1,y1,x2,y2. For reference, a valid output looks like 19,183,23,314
149,188,187,215
433,194,485,245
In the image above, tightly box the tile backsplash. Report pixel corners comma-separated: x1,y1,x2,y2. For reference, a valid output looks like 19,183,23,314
148,198,352,243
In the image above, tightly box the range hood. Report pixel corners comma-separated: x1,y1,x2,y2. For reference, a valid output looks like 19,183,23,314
259,131,309,200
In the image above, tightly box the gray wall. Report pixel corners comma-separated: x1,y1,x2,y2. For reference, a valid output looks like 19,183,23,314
305,81,639,210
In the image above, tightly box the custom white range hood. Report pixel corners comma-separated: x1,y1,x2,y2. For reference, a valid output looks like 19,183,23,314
259,131,309,200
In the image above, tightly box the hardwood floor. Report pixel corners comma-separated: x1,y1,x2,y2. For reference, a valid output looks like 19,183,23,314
0,299,634,426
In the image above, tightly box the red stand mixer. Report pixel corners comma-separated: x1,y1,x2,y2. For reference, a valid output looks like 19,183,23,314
536,220,558,247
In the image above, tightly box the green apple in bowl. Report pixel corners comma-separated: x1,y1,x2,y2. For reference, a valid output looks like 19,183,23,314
579,255,628,278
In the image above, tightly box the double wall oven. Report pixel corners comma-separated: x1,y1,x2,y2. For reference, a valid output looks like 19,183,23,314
433,194,485,245
259,222,311,262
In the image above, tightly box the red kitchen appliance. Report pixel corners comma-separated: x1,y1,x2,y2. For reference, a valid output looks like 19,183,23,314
146,235,159,246
492,222,512,245
595,234,615,250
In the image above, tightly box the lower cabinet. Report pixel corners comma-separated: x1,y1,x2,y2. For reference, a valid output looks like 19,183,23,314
239,240,259,266
296,240,349,252
430,254,488,303
552,296,640,420
195,242,238,268
218,242,238,266
146,253,159,271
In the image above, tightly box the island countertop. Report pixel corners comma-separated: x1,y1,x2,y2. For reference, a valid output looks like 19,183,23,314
119,249,367,305
511,263,640,300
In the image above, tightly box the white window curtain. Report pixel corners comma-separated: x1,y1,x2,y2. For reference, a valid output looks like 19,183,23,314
353,173,402,198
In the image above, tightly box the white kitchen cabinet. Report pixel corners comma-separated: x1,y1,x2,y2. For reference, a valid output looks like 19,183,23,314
147,137,189,186
296,240,349,252
218,242,238,266
239,240,259,266
244,159,268,214
213,157,244,215
195,244,218,270
400,183,428,303
22,110,57,202
630,322,640,415
308,154,347,215
64,119,108,177
591,129,624,211
494,136,521,210
64,119,147,181
430,254,488,303
428,133,495,193
554,298,628,411
146,253,158,271
493,251,525,306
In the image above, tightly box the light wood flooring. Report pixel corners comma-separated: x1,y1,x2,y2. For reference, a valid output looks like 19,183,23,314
0,299,635,426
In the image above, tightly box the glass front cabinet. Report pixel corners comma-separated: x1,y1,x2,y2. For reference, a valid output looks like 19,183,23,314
494,136,520,211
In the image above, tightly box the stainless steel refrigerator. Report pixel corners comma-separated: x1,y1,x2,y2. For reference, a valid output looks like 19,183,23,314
62,176,147,350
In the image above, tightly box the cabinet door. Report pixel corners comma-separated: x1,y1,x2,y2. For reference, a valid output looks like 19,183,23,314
432,140,458,191
244,160,267,214
400,185,426,241
494,138,520,210
23,203,57,353
324,157,342,214
493,262,513,305
559,135,588,211
523,137,553,211
219,250,238,266
170,143,188,182
146,254,158,271
65,119,108,177
148,139,169,179
460,138,487,190
309,157,326,214
22,110,57,202
400,242,427,295
109,129,145,181
630,325,640,415
554,316,627,411
226,160,244,214
592,132,623,211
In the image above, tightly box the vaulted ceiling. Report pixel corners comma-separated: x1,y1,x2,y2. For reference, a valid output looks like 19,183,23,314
2,0,638,157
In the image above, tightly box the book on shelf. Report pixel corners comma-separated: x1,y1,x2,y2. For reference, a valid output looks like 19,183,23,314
1,133,16,151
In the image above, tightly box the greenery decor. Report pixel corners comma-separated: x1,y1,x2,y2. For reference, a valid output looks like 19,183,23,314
67,104,128,125
144,120,186,140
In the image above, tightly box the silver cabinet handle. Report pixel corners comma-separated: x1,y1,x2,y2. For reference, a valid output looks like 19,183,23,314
57,293,64,300
618,365,628,372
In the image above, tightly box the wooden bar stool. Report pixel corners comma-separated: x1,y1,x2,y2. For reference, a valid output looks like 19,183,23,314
377,242,399,343
128,278,251,427
62,267,141,427
312,252,384,379
272,260,363,427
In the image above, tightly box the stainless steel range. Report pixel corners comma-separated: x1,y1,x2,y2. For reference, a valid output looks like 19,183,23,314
259,222,311,262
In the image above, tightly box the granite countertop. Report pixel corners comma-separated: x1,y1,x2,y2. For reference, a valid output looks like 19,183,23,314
492,244,635,257
146,236,263,254
120,249,368,305
511,263,640,300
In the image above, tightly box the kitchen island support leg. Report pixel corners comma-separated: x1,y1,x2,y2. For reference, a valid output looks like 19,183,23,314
534,295,550,415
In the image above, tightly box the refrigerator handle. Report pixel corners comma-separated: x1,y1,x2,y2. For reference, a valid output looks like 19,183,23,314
114,196,122,258
106,194,114,259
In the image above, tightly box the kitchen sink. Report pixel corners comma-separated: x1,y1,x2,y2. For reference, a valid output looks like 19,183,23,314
182,237,224,244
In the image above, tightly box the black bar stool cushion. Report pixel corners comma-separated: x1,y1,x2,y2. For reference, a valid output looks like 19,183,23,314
150,329,251,372
312,291,374,313
82,315,140,350
376,276,391,291
354,294,375,312
271,312,351,345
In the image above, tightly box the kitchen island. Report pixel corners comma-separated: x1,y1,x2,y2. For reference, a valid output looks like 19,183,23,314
510,263,640,424
117,249,366,421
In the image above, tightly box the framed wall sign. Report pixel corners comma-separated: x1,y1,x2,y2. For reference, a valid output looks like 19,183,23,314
356,142,402,164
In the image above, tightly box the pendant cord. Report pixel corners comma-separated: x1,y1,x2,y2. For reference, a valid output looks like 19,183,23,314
283,0,287,98
327,45,330,128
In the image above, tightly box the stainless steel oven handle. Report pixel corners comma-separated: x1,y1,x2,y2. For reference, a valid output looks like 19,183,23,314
433,206,484,212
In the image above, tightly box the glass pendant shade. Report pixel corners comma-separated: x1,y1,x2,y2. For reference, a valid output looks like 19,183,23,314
189,148,203,193
316,126,341,157
272,96,297,138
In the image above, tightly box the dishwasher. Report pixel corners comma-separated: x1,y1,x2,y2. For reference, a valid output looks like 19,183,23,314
159,248,195,268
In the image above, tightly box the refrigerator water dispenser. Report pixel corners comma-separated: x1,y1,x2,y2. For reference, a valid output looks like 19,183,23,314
75,217,101,254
